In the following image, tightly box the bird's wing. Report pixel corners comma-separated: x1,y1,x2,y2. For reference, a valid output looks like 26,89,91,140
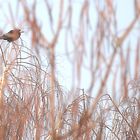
4,32,14,38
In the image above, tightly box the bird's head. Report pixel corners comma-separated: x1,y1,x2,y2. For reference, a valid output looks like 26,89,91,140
14,28,24,34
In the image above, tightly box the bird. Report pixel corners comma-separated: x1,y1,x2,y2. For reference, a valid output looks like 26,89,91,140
0,28,23,42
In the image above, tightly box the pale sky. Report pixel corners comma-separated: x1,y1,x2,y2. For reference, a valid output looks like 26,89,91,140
0,0,138,97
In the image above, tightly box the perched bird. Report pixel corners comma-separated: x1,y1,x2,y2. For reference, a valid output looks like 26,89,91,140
0,28,23,42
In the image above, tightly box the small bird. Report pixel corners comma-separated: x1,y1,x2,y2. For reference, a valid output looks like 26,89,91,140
0,28,23,42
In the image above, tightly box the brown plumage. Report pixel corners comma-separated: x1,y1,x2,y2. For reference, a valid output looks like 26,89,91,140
0,29,23,42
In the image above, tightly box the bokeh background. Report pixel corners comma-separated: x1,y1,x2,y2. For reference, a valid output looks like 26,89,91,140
0,0,140,139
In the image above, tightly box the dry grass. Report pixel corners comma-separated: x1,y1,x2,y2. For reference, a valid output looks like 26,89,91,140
0,60,140,139
0,43,139,139
0,0,140,139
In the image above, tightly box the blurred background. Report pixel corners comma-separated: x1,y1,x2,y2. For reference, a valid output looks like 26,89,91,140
0,0,140,139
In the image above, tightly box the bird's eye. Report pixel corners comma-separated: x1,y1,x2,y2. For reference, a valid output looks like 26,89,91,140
9,30,14,33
